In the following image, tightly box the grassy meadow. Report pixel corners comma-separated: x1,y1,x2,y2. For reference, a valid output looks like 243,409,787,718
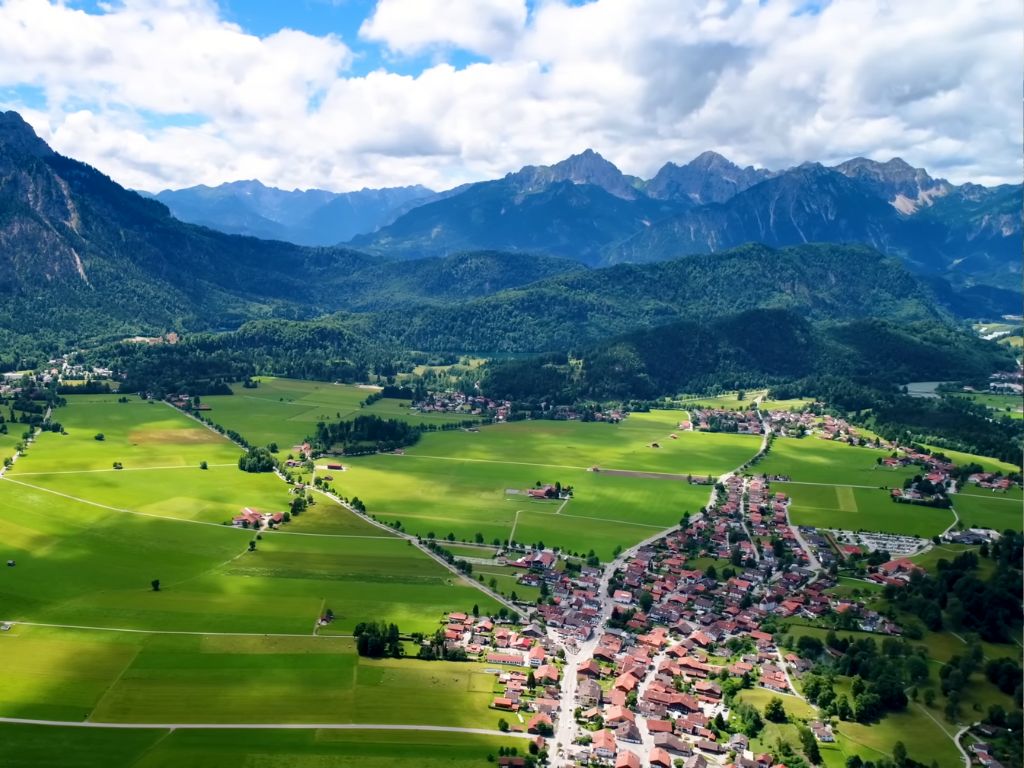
202,377,469,449
952,491,1022,531
755,437,917,486
0,723,518,768
782,483,953,537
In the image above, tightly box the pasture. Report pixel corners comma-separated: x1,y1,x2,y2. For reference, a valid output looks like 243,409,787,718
201,377,469,449
755,437,916,486
0,626,506,728
946,392,1023,420
0,723,515,768
20,395,240,471
378,410,760,476
325,450,716,557
782,484,954,537
0,396,500,635
922,445,1021,474
952,492,1022,531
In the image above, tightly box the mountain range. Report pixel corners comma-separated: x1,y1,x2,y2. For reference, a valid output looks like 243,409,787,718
0,109,1019,372
147,145,1021,293
147,180,434,245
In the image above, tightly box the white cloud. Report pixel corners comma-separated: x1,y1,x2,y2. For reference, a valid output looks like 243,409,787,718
0,0,1018,192
359,0,527,57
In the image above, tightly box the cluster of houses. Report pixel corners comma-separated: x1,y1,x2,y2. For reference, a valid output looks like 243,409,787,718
412,392,512,421
966,472,1016,491
231,506,285,529
690,409,762,435
969,739,1010,768
760,409,816,437
988,369,1022,394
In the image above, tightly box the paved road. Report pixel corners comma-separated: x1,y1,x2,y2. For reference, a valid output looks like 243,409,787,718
0,717,532,737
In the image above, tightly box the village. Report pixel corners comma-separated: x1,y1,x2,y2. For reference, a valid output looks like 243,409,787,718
421,421,1020,768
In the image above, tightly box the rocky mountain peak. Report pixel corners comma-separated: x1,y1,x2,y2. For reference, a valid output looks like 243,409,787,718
0,111,54,159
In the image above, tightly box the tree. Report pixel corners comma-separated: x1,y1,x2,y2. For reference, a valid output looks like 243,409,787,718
248,540,256,551
199,460,208,469
892,741,908,768
94,433,104,441
151,579,160,592
497,718,509,732
800,726,822,765
527,670,537,690
472,603,480,618
765,697,787,723
639,590,654,612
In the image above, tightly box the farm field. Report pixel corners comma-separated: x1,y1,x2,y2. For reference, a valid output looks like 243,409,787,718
759,397,815,411
952,492,1023,531
0,723,515,768
947,392,1023,420
386,410,761,476
21,395,241,471
959,484,1023,500
782,483,954,537
202,377,470,449
922,445,1022,474
0,627,507,728
755,437,917,486
676,390,767,410
327,449,715,557
0,397,499,635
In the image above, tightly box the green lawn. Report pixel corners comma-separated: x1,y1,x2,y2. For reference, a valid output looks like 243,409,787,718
0,724,518,768
946,392,1023,420
18,395,240,472
760,397,815,411
201,377,470,450
922,445,1022,474
677,391,767,410
0,626,508,727
328,449,714,557
783,483,954,537
953,492,1023,531
756,437,917,486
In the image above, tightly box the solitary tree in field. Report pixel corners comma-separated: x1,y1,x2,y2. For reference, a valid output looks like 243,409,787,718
248,540,257,552
94,433,104,441
151,579,160,592
199,460,208,470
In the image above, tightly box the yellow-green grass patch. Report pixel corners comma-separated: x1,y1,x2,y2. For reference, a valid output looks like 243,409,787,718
921,445,1021,474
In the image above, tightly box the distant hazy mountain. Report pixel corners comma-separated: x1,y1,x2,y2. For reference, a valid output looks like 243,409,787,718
150,180,435,245
351,149,1021,288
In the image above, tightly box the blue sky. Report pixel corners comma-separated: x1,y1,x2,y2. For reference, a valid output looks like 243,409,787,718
2,0,1017,192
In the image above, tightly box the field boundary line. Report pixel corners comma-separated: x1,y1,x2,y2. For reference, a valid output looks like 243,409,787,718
0,619,356,638
0,717,532,737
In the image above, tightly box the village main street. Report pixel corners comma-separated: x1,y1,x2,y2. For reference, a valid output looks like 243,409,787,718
548,415,773,764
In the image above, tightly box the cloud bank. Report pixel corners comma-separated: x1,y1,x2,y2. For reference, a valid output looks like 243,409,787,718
0,0,1018,191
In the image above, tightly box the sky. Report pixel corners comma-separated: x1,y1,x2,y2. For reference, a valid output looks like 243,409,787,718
0,0,1019,192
